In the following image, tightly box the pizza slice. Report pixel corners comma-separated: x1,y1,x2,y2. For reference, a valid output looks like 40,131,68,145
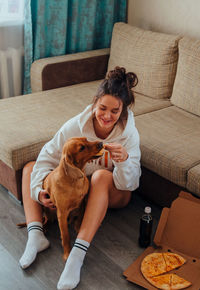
163,252,186,272
146,273,191,290
146,273,171,290
141,253,167,278
170,273,191,290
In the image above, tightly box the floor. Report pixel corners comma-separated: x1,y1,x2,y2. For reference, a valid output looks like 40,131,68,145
0,184,162,290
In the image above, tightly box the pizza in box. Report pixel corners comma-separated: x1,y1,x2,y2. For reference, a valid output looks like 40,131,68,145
141,252,191,289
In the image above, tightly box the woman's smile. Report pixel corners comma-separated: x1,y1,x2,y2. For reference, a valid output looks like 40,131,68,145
100,117,113,126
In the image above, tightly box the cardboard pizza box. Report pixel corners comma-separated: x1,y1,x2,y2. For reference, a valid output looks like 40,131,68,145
123,191,200,289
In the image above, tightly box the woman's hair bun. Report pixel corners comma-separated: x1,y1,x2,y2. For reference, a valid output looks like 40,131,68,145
107,66,138,89
94,66,138,118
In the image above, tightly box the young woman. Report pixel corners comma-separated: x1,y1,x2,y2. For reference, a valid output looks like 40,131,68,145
19,66,141,290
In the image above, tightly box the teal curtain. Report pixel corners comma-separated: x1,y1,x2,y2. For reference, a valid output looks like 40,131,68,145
24,0,127,94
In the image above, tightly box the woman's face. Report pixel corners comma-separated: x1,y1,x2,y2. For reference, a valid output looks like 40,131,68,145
94,94,123,131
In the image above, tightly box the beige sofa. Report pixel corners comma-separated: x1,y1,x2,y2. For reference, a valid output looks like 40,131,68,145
0,22,200,206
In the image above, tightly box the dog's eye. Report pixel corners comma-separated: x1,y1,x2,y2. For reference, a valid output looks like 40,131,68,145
79,145,85,152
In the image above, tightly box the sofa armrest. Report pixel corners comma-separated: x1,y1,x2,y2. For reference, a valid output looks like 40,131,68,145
31,48,110,92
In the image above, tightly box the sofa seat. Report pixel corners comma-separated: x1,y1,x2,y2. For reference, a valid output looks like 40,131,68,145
133,93,171,116
0,80,102,171
135,106,200,188
187,164,200,197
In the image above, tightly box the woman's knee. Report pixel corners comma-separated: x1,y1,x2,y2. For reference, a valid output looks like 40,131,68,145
22,161,36,177
91,169,113,186
92,169,113,181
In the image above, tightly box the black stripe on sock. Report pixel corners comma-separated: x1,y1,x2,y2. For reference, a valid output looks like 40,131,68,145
74,244,88,252
74,242,88,251
28,225,43,233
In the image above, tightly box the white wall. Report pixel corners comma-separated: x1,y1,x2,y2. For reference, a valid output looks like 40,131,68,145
128,0,200,39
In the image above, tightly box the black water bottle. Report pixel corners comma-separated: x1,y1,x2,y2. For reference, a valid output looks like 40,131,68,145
138,206,153,248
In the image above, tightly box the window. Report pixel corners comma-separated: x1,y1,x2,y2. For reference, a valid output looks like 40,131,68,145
0,0,24,25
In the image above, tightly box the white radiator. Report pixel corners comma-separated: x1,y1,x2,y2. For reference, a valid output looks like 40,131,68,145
0,46,24,98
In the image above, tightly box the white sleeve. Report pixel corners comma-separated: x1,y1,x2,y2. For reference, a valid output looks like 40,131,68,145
30,117,81,202
112,127,141,191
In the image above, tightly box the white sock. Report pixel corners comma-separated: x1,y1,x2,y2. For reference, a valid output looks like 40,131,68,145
57,238,90,290
19,221,50,269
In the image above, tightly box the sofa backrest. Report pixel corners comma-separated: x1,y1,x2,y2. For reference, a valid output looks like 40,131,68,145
171,37,200,117
108,22,180,99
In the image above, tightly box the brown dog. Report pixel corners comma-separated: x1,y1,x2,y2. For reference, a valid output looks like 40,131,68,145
43,137,104,260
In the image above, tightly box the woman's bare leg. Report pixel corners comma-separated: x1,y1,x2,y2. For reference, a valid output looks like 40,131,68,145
77,169,131,242
22,161,43,223
57,169,131,290
19,161,50,269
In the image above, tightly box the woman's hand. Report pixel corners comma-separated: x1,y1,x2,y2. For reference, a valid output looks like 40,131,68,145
104,143,128,162
38,189,56,209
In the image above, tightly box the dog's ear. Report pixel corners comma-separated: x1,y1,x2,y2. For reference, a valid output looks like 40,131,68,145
66,153,73,163
63,159,84,179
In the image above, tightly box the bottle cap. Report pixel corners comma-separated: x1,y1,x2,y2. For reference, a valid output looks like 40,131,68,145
144,206,151,214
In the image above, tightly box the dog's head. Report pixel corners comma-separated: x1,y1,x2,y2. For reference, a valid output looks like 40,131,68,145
62,137,104,170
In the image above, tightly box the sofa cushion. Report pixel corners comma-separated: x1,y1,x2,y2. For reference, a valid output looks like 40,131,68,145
133,93,171,116
171,37,200,116
187,164,200,197
108,22,180,99
135,106,200,187
0,80,102,171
